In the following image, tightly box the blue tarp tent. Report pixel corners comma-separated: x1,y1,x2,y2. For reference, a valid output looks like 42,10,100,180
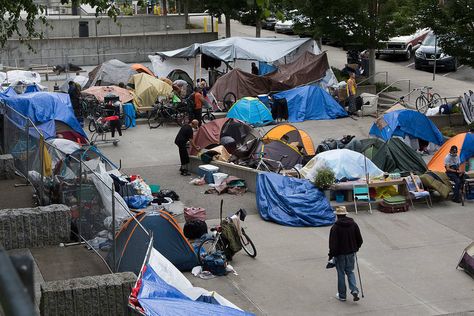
0,91,86,139
256,172,335,227
227,97,273,126
369,109,444,145
273,85,347,122
137,263,254,316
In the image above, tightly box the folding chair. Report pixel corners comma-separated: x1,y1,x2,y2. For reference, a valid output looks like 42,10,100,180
404,174,432,208
353,183,372,214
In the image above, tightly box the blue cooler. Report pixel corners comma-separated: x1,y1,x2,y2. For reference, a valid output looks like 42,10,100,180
198,164,219,184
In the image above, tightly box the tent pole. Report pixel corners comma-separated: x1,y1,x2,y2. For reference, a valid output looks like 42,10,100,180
193,56,197,86
199,54,202,83
111,182,116,273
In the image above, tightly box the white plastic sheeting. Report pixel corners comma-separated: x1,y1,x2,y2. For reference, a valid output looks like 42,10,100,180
301,149,384,181
2,70,41,85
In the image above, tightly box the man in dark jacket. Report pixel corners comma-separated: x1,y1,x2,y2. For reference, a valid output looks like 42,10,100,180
329,206,363,302
174,119,200,176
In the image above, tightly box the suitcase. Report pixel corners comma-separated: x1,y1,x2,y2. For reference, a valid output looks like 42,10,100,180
183,220,208,239
378,201,410,213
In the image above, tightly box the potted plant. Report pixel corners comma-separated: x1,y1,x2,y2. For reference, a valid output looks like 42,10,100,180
313,168,336,200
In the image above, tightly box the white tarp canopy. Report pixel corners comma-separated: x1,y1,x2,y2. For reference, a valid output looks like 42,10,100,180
2,70,41,85
155,37,317,63
301,149,384,181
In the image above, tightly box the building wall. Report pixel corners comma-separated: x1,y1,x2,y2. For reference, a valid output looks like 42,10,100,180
1,32,218,67
14,15,187,39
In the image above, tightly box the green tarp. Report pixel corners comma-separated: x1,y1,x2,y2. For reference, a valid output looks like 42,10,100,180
371,138,427,174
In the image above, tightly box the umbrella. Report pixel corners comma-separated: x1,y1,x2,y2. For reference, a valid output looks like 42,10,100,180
82,86,134,103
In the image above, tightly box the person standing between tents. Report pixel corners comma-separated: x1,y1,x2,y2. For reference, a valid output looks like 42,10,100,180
329,206,363,302
193,87,206,126
68,81,82,121
251,62,259,75
445,145,465,203
346,72,357,114
175,119,200,176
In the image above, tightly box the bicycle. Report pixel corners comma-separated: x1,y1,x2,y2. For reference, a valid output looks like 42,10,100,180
415,86,442,114
253,152,302,178
197,200,256,263
201,103,216,124
88,108,132,133
147,101,189,129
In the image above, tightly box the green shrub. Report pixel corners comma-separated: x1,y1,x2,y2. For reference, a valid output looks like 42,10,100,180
314,168,336,190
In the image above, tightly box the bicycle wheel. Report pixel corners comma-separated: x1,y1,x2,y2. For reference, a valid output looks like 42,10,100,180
120,113,132,130
240,229,257,258
415,96,428,114
202,112,216,124
175,111,189,126
430,93,442,108
223,92,237,111
148,110,163,129
88,120,97,133
280,167,301,179
197,237,225,264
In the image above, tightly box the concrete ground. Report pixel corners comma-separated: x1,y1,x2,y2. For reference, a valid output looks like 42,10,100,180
94,120,474,316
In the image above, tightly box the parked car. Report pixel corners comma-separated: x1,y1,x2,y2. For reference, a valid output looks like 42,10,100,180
262,17,278,30
274,20,294,34
415,32,458,72
376,28,430,60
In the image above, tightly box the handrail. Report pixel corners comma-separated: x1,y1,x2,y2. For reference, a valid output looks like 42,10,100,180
357,71,389,86
377,79,411,99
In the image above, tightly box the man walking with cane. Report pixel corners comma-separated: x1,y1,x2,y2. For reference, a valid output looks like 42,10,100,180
328,206,363,302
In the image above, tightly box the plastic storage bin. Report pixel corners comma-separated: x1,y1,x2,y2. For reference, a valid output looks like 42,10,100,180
213,173,228,186
198,164,219,184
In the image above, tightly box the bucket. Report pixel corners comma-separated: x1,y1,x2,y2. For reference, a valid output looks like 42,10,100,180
153,197,172,212
335,193,345,203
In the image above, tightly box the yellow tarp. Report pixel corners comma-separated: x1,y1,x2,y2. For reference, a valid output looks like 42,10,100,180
129,73,172,109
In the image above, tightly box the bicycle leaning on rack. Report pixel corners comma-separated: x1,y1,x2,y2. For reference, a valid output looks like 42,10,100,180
415,86,442,114
197,200,257,263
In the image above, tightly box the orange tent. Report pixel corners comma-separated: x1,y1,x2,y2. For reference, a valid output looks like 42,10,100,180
263,123,315,155
131,64,154,77
428,132,474,172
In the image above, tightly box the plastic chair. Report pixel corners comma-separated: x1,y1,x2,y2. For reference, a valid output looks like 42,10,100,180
404,175,432,208
353,184,372,214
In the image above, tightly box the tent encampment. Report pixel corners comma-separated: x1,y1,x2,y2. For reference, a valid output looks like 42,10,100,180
131,64,154,76
129,73,173,109
256,172,335,227
272,85,347,122
191,118,256,155
110,210,199,274
265,51,330,87
87,60,154,88
345,138,385,159
369,109,445,145
209,69,290,102
263,124,315,156
371,138,427,174
227,97,273,126
253,139,303,169
167,69,194,87
82,86,134,103
131,247,253,316
59,75,89,93
428,132,474,172
0,91,87,141
301,149,384,181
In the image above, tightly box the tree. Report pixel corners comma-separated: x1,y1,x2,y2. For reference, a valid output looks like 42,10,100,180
282,0,418,82
0,0,120,49
246,0,271,37
200,0,245,37
416,0,474,67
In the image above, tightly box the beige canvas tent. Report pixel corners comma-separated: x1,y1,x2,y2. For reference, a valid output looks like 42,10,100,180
129,73,173,109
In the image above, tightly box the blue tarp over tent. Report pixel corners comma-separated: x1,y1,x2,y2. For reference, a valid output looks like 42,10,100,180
227,97,273,126
137,264,253,316
369,109,444,145
256,172,335,227
0,91,87,139
273,85,347,122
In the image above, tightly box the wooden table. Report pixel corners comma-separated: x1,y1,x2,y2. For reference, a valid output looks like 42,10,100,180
330,178,407,204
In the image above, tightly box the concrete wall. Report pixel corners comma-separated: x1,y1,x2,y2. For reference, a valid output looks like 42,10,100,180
428,113,466,129
14,15,186,39
40,272,137,316
0,205,71,250
1,32,217,67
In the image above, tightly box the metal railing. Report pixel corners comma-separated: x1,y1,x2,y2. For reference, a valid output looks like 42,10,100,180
0,102,150,273
357,71,389,86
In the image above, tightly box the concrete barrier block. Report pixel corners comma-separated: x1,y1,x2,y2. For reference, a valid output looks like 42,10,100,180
0,154,15,179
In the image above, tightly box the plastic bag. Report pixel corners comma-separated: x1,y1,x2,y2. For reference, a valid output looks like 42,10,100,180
124,195,152,209
189,177,206,185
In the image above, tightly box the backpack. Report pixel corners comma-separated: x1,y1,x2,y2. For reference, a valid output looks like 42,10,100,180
202,251,227,276
183,220,208,240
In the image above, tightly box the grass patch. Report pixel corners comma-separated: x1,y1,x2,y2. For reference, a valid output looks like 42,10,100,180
441,122,474,137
